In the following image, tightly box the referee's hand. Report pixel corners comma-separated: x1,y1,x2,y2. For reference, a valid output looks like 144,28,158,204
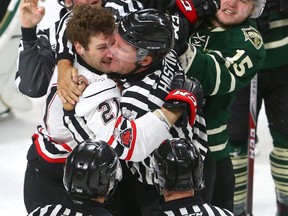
62,75,88,111
20,0,45,28
57,59,82,105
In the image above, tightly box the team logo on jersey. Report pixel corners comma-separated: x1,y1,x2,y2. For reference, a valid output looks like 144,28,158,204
122,107,137,120
119,128,132,148
241,27,263,50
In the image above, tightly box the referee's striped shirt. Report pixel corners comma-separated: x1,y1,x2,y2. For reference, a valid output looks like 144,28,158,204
161,196,234,216
28,202,112,216
120,51,208,185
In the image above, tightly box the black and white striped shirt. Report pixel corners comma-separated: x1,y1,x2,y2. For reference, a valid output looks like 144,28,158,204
161,196,234,216
28,202,112,216
120,51,208,184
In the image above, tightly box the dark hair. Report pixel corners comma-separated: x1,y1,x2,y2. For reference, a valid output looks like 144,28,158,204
66,4,115,50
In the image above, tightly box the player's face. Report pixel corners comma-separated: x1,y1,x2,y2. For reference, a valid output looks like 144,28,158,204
212,0,256,26
108,32,139,75
76,34,112,73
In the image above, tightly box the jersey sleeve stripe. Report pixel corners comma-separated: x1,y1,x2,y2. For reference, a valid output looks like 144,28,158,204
33,133,67,163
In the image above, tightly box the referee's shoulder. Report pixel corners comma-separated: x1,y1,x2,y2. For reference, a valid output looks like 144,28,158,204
27,204,65,216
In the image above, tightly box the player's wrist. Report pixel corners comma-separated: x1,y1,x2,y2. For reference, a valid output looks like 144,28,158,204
153,109,173,130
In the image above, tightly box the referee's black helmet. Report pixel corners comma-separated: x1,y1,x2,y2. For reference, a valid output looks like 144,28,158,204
117,8,174,61
63,139,122,201
152,138,203,192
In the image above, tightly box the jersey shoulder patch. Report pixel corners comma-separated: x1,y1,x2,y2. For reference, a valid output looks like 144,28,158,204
241,26,263,50
75,76,121,116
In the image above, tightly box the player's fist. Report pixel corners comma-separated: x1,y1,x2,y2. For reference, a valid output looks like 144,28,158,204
62,75,88,111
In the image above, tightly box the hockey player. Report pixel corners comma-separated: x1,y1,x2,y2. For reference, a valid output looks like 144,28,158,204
154,0,266,211
151,138,234,216
22,6,116,213
16,0,143,98
28,139,122,216
22,4,202,214
228,1,288,215
56,0,143,105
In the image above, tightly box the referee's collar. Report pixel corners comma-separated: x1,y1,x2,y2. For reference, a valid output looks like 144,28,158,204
71,198,107,214
161,195,205,212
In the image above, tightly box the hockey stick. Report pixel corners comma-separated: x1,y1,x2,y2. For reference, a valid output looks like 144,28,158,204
246,74,258,216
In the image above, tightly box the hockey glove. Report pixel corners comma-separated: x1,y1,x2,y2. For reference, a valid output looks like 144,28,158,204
175,0,220,25
171,13,190,56
164,75,203,126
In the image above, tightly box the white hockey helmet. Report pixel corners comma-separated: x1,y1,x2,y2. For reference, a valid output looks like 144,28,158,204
250,0,266,18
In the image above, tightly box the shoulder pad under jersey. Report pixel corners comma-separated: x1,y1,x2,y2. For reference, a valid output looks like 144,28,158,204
75,76,121,116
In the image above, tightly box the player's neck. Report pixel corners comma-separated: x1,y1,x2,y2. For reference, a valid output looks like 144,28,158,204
163,190,194,202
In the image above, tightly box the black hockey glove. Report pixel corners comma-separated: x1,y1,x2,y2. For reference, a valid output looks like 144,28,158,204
140,0,175,12
175,0,220,25
163,75,204,126
171,13,190,56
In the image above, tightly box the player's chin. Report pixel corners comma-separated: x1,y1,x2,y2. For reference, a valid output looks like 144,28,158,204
109,62,121,73
101,63,112,72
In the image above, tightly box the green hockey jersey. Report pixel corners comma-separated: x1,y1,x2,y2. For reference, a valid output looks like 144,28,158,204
261,11,288,69
181,19,266,161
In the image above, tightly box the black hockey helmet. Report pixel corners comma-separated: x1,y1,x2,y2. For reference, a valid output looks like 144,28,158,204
152,138,203,192
117,8,175,61
63,139,122,201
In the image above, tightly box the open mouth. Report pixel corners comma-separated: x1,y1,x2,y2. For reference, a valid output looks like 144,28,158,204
102,59,112,65
223,9,236,15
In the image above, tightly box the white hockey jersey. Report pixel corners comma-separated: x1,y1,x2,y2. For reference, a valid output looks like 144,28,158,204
33,55,172,163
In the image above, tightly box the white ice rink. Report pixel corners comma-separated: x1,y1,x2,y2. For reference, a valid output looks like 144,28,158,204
0,0,277,215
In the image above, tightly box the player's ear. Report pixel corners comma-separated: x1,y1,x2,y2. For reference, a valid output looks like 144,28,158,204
74,41,84,55
140,55,153,67
65,0,74,8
